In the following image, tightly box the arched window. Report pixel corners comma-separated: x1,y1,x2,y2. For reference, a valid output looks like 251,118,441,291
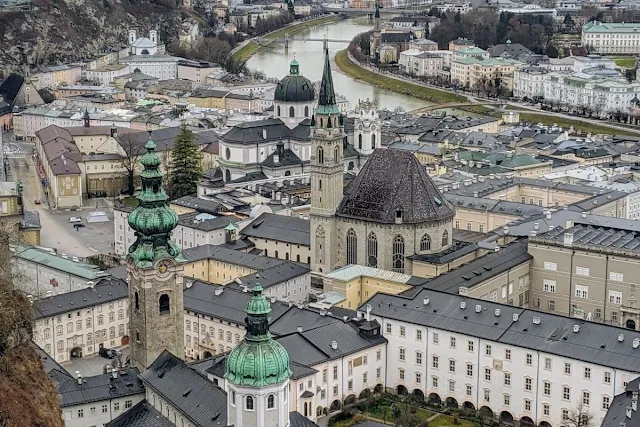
420,234,431,251
442,230,449,247
335,146,339,161
134,292,139,311
316,225,325,266
346,228,357,265
348,161,354,170
225,147,230,160
231,391,236,405
226,331,232,342
296,254,300,262
319,179,322,190
225,169,231,182
277,106,281,116
367,232,378,268
159,294,170,314
267,394,275,409
393,235,405,273
289,106,295,117
372,134,376,149
317,147,324,164
286,253,290,260
304,106,309,117
275,250,279,258
246,396,254,410
358,134,363,149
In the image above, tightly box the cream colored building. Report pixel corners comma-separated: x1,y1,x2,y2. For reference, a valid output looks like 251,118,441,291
451,56,524,91
240,213,311,264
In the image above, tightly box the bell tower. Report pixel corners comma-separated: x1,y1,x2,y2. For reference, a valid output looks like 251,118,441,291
353,98,380,156
127,134,186,370
310,49,344,273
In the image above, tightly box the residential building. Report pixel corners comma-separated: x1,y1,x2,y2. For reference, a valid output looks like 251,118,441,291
582,21,640,55
32,65,83,90
513,66,549,99
399,49,444,77
31,277,129,363
239,213,311,263
86,64,131,86
451,56,524,92
11,245,109,298
178,60,222,84
448,38,475,52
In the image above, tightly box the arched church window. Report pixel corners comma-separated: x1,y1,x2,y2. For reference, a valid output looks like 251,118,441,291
372,134,376,149
225,147,230,160
346,229,357,265
134,292,139,311
335,145,339,161
231,391,236,405
368,232,378,268
358,134,363,149
267,394,275,409
277,106,281,116
225,169,231,182
304,106,309,117
442,229,449,247
159,294,170,314
289,106,295,117
348,161,354,170
319,179,322,190
316,225,325,266
246,396,254,410
420,234,431,251
393,235,405,273
317,147,324,164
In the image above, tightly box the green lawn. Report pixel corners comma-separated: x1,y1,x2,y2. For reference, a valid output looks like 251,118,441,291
610,56,637,68
429,414,478,427
232,41,260,64
335,49,467,104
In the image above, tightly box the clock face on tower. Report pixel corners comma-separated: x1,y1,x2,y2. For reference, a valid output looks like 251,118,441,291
157,260,172,278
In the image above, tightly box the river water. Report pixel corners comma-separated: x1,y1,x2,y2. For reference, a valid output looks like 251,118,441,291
246,17,428,111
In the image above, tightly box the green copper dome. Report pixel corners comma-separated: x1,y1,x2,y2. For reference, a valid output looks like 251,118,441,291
225,284,292,387
274,59,315,103
127,134,184,268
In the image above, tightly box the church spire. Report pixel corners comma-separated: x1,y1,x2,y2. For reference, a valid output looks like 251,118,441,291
127,133,184,268
316,48,340,116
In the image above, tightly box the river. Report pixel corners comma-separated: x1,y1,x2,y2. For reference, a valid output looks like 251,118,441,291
246,17,428,111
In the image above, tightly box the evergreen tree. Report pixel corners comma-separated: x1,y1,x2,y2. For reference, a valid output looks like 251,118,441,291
168,126,203,199
287,0,294,15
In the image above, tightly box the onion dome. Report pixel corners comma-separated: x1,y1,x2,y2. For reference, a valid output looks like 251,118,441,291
274,59,315,103
127,136,184,268
225,284,292,387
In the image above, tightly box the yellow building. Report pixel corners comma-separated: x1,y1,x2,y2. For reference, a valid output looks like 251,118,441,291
188,89,228,109
322,265,418,309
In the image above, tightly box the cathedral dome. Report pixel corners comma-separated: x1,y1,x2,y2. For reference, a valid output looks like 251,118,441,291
274,60,315,103
225,285,292,387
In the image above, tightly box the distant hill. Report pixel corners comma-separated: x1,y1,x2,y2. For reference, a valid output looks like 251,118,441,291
0,0,185,75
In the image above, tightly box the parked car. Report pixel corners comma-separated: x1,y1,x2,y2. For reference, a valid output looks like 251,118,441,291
99,348,122,359
69,216,82,223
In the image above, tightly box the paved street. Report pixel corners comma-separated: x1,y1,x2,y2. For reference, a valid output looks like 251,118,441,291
64,346,131,377
4,131,116,257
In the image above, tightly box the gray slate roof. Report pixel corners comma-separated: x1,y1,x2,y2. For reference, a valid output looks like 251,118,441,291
57,368,143,407
337,149,454,224
537,223,640,253
221,118,311,145
602,378,640,427
240,212,310,246
230,262,310,290
140,351,227,427
106,400,174,427
182,245,284,269
171,196,224,215
32,277,127,319
363,280,640,373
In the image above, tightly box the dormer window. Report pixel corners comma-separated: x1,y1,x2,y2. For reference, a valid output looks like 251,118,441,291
395,209,403,220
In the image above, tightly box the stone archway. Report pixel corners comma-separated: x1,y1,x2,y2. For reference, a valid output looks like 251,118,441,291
539,421,552,427
359,389,372,400
203,351,213,358
330,399,341,412
521,416,534,427
627,319,637,330
500,411,514,425
374,384,384,394
412,389,425,402
70,346,82,359
396,385,408,396
445,397,459,408
463,401,476,410
344,394,357,406
479,406,494,420
428,393,442,405
316,406,323,417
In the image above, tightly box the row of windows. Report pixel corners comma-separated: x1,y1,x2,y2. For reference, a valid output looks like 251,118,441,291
71,400,133,419
543,261,625,282
230,392,282,410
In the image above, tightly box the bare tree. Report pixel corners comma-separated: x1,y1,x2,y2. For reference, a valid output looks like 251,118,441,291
565,401,596,427
116,134,146,196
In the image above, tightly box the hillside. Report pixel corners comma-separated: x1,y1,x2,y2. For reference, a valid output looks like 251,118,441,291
0,0,184,75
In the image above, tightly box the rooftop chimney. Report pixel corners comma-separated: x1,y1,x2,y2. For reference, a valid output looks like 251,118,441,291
627,407,633,419
331,340,338,350
366,304,372,321
296,326,303,333
563,232,574,247
112,370,118,380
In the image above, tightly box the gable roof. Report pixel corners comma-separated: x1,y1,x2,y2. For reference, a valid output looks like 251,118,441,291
57,367,144,407
106,400,174,427
240,213,310,246
0,73,24,105
336,149,454,224
140,351,227,427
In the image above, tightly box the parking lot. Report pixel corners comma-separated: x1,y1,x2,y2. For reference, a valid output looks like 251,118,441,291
64,346,131,377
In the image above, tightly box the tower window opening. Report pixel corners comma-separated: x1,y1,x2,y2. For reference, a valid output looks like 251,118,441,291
159,294,170,314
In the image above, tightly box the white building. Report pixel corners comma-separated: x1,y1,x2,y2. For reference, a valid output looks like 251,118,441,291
31,277,130,363
11,245,109,298
582,21,640,55
513,66,549,99
572,55,616,73
86,64,131,86
399,49,444,77
114,206,238,255
59,368,145,427
543,71,640,115
362,288,640,427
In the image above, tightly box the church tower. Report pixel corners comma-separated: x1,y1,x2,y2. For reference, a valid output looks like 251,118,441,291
225,283,292,427
127,134,186,370
310,49,344,273
353,98,380,156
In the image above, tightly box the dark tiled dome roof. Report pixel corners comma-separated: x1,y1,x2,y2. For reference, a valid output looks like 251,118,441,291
337,149,455,224
274,60,315,103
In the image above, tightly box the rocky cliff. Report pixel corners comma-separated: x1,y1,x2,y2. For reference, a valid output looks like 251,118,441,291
0,0,184,75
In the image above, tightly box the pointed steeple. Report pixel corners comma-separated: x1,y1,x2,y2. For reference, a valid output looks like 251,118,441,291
316,49,340,116
375,2,380,18
127,133,184,268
